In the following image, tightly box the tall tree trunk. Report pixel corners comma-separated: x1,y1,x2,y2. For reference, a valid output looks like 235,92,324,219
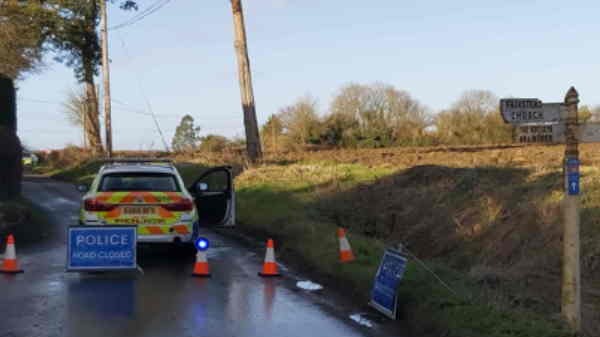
0,127,23,201
0,74,22,201
81,0,103,155
83,74,102,154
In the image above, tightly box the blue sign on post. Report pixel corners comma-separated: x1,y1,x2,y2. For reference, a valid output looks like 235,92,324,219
67,226,137,271
566,158,580,196
369,248,408,319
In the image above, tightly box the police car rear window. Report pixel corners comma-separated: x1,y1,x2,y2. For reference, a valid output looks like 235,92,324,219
99,173,180,192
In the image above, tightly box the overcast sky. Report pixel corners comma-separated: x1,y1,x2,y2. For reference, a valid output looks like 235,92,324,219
15,0,600,150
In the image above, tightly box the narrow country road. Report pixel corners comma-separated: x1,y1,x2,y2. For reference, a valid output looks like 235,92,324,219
0,177,395,337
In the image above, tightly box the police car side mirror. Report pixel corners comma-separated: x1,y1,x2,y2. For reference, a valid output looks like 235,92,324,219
77,184,89,193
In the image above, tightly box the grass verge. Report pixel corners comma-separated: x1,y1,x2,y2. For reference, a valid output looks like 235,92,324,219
0,197,53,247
39,153,577,337
232,162,571,337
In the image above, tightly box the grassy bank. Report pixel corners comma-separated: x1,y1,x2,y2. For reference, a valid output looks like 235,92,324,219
0,197,52,247
38,144,600,337
232,161,571,337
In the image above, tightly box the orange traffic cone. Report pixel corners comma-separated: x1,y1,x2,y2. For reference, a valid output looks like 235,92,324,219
192,250,211,277
337,228,355,263
258,239,280,277
1,234,23,274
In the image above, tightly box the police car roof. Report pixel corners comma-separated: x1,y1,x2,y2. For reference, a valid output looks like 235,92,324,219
100,163,176,175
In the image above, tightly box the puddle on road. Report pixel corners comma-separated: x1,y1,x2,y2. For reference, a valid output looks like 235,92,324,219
67,277,137,320
207,246,232,258
42,197,79,211
296,280,323,291
349,313,374,328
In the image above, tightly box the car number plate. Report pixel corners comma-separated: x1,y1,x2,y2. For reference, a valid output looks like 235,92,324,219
121,206,155,215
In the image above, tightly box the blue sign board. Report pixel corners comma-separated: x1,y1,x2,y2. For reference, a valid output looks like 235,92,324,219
369,249,408,319
67,226,137,271
566,158,580,196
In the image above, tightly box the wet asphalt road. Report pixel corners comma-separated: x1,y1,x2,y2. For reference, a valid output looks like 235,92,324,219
0,178,388,337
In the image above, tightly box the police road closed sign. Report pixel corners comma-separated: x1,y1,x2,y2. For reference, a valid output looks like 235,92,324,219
369,249,408,319
67,226,137,271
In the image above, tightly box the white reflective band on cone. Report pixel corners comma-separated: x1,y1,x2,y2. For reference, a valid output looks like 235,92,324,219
4,244,16,259
196,250,207,262
265,248,276,263
339,237,352,251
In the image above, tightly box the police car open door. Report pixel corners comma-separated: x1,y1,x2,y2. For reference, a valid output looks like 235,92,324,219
189,166,235,227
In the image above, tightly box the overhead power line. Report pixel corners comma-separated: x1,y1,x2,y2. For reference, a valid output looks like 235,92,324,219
18,97,60,105
109,0,172,31
19,129,76,134
117,33,170,151
18,96,180,119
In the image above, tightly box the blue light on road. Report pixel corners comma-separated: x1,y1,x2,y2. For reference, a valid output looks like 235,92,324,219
195,237,209,251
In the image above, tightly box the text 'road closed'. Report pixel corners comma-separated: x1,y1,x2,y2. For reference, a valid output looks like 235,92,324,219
67,226,137,271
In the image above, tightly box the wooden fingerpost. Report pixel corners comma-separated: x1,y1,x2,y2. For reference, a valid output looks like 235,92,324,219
561,86,581,332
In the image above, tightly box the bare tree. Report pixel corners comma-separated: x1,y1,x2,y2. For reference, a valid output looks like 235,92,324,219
278,95,321,146
435,90,511,145
260,114,284,152
63,88,87,126
62,87,88,146
578,105,600,123
328,82,429,146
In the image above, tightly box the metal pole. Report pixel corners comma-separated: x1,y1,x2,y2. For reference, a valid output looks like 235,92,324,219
562,86,581,331
100,0,113,158
230,0,262,163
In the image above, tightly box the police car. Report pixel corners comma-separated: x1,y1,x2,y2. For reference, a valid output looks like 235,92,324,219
78,159,235,244
22,150,38,167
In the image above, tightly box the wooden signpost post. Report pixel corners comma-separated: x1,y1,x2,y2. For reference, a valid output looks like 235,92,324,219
562,88,581,332
501,88,582,332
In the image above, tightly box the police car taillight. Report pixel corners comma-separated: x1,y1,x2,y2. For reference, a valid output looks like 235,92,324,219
162,198,193,211
84,198,117,212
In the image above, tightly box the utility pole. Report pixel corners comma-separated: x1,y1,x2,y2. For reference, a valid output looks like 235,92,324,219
562,87,581,331
100,0,113,158
230,0,262,163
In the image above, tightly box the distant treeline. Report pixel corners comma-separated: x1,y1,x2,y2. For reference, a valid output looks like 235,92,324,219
259,83,510,150
171,82,600,153
258,82,600,151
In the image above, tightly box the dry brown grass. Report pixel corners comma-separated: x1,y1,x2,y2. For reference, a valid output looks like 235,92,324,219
243,143,600,334
42,143,600,335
